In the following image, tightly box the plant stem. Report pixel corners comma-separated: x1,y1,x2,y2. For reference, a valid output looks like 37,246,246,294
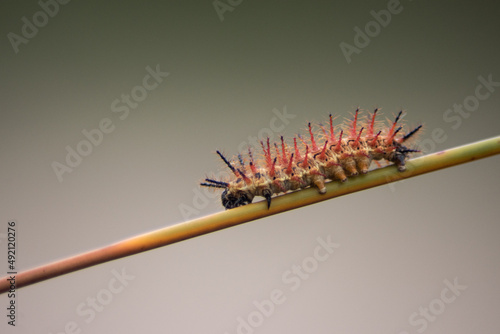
1,135,499,294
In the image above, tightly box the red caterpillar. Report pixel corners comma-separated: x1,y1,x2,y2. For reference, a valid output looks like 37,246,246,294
201,108,422,210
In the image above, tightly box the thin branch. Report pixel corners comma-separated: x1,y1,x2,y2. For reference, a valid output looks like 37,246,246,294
1,136,499,294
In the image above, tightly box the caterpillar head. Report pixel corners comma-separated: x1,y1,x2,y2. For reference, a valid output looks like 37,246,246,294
221,189,253,209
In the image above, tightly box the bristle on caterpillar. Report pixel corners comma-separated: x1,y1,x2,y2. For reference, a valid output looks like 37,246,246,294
201,109,422,210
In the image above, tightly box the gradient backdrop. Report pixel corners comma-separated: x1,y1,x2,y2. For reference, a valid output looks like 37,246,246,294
1,1,500,333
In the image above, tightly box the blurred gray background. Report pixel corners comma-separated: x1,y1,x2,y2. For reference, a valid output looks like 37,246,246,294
1,1,499,333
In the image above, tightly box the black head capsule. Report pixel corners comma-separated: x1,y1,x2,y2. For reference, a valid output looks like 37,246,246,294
221,190,253,210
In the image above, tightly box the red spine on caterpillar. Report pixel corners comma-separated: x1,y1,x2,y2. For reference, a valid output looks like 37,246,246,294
200,108,422,210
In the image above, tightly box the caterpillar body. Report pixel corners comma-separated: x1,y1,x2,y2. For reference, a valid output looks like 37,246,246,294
201,108,422,210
